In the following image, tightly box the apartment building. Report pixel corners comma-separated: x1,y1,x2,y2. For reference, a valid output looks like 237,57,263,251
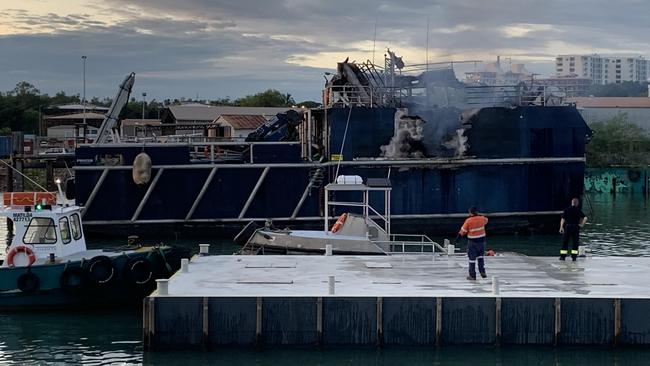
556,54,650,85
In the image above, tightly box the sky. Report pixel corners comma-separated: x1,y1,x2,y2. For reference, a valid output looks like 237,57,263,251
1,0,649,102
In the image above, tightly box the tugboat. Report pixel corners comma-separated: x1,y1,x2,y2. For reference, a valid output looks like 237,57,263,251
0,181,186,310
235,176,448,255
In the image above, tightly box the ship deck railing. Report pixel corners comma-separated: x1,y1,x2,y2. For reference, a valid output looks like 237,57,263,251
373,233,446,255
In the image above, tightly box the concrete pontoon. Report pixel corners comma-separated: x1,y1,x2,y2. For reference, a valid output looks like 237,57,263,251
144,253,650,349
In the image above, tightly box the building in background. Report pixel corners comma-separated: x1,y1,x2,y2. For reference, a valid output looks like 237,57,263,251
556,55,650,85
465,56,533,86
212,114,268,139
569,97,650,132
121,119,163,139
536,76,593,97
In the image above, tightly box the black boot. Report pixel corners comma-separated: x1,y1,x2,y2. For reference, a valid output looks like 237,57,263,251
559,255,566,261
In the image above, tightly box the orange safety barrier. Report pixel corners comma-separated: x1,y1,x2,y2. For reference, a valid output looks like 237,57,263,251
3,192,57,206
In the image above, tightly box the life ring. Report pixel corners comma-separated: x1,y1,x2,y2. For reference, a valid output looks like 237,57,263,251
60,266,86,293
17,272,40,293
331,213,348,233
85,256,116,285
6,245,36,267
124,257,153,285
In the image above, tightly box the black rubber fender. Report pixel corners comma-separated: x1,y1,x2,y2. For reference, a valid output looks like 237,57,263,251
234,221,259,247
17,272,40,293
123,257,153,285
84,256,116,285
59,266,86,293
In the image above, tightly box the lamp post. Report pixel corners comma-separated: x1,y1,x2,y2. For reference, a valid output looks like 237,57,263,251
81,55,87,126
142,92,147,119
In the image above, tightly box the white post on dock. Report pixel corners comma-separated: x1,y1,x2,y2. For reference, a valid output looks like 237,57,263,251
447,244,455,256
578,245,586,257
181,258,189,273
325,244,333,256
199,243,210,256
328,275,335,295
156,279,169,296
492,276,500,295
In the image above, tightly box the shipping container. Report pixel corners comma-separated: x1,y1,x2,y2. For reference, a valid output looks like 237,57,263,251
0,136,12,157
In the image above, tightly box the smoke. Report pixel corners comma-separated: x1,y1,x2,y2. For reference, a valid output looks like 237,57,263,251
380,109,426,159
441,129,469,157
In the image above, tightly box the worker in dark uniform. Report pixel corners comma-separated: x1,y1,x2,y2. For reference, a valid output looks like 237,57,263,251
455,206,488,280
559,198,588,261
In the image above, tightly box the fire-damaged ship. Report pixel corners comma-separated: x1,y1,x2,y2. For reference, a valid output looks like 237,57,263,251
74,50,590,236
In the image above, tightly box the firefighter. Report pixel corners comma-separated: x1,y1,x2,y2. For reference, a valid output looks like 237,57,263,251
455,206,489,280
559,198,588,261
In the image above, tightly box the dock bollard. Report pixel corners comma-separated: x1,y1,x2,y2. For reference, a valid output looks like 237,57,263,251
181,258,189,273
156,279,169,296
492,276,500,295
199,243,210,256
325,244,333,256
578,245,586,257
328,275,335,295
447,244,455,255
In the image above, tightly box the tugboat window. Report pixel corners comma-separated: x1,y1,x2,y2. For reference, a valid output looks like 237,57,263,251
70,213,82,240
23,217,57,244
59,217,71,244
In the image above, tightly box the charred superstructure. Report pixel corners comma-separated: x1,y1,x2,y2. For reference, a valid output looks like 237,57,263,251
74,51,590,236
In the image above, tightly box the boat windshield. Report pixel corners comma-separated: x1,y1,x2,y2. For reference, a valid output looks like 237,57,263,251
70,213,82,240
23,217,57,244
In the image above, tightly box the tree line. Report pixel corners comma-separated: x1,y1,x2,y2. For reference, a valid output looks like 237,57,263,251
586,113,650,167
0,81,319,134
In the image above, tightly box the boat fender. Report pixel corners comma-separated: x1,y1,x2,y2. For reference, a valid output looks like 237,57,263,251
124,257,153,285
60,266,86,293
85,256,116,285
331,213,348,233
17,272,40,293
6,245,36,267
234,221,259,247
132,152,152,185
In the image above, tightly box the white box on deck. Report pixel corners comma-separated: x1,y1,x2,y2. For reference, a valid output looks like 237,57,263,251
336,175,363,185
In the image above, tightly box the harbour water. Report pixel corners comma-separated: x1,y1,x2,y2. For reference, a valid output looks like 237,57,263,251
1,193,649,365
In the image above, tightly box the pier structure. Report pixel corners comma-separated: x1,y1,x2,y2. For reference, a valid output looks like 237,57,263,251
143,254,650,349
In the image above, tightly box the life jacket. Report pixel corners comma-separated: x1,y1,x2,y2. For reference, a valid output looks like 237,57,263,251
459,215,488,239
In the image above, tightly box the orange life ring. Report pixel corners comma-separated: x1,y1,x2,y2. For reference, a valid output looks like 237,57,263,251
6,245,37,267
331,213,348,233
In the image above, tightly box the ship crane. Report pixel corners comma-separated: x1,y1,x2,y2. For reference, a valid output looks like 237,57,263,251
94,72,136,144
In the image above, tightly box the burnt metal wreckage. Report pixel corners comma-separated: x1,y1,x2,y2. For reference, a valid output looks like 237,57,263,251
72,49,591,236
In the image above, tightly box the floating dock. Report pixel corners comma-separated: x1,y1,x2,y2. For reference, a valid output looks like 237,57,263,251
143,254,650,349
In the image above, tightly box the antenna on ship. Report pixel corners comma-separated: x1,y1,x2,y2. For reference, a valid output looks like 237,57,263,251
372,16,377,65
426,16,430,73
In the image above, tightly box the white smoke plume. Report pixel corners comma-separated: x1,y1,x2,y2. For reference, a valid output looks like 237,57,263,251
380,109,426,159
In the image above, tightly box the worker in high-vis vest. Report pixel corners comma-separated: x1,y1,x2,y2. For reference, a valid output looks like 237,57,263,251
559,198,588,261
455,206,488,280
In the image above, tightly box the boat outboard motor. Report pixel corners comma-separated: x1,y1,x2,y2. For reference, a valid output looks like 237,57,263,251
245,110,303,142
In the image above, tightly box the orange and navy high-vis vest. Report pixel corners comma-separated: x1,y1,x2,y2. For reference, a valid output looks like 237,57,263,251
459,215,488,239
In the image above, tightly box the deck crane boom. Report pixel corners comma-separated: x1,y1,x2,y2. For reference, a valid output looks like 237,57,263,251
94,72,136,144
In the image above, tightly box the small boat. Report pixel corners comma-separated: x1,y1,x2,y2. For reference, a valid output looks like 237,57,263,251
0,184,187,310
235,176,448,255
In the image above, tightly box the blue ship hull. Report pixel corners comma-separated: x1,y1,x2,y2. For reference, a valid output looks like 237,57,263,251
74,106,589,236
